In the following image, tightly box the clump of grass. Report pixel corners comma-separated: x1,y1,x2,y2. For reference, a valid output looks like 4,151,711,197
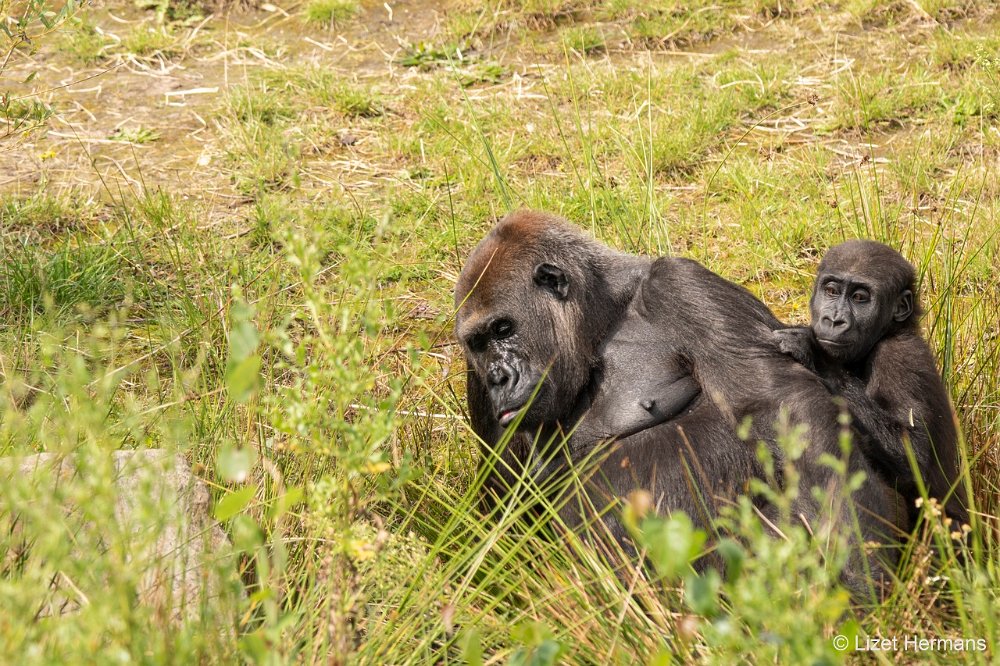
561,25,606,54
0,240,128,318
329,84,384,118
459,62,507,87
304,0,360,25
844,0,910,25
930,30,1000,71
109,126,161,143
1,192,85,235
220,83,303,194
649,90,738,176
56,18,110,64
916,0,987,20
600,0,740,49
228,83,293,125
714,60,793,110
249,193,294,248
396,41,502,87
135,0,207,23
397,40,477,69
225,121,300,194
120,26,180,58
828,68,941,131
846,0,983,24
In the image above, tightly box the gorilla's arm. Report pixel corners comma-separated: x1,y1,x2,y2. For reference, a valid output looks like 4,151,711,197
858,335,967,523
773,326,819,372
835,374,931,478
563,289,704,450
573,375,702,443
530,375,701,484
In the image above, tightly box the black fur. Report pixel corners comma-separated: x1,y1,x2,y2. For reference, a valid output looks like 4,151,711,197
456,212,906,598
774,240,968,529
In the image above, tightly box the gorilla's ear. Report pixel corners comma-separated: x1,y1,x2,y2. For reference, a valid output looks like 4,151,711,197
893,289,913,322
533,263,569,300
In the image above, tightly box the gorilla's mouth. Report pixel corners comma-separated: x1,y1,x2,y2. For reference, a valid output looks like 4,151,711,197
817,338,855,360
494,373,544,428
498,404,525,428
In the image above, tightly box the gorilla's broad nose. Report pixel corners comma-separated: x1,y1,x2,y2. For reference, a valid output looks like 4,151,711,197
821,315,848,331
487,366,509,387
487,363,518,389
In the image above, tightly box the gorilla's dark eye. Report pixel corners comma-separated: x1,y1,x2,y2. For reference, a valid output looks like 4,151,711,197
467,333,488,353
824,283,839,297
852,290,870,304
492,318,515,340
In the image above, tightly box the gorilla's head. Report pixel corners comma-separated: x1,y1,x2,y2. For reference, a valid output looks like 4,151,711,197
809,239,919,362
455,211,629,431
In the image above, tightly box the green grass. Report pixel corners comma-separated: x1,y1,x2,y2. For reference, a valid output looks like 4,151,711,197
327,83,384,118
304,0,360,25
3,0,1000,662
55,18,111,64
0,240,130,318
120,25,180,58
561,24,607,54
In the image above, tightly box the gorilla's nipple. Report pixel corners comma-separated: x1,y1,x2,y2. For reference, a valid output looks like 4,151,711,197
641,399,655,412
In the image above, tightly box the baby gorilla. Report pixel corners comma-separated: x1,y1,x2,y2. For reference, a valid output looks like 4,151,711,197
774,240,968,529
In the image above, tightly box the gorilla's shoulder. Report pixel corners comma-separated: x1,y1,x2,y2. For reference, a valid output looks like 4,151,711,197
644,256,735,296
642,256,782,330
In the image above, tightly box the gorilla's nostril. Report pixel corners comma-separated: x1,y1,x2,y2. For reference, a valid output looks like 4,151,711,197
822,316,847,331
487,367,509,387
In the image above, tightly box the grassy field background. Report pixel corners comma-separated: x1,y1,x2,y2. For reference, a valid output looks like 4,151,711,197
2,0,1000,662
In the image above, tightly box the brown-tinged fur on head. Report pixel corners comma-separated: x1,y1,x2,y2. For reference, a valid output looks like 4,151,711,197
455,210,649,430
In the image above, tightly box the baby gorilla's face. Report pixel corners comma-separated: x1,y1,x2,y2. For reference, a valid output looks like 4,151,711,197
809,274,912,364
810,273,881,361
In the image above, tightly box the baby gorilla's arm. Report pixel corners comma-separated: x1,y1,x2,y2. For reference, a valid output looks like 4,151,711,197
773,326,818,371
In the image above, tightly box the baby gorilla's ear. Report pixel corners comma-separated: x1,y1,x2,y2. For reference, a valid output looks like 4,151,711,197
893,289,913,323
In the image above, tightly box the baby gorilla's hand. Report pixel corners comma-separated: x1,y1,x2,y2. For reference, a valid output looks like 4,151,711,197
773,327,817,371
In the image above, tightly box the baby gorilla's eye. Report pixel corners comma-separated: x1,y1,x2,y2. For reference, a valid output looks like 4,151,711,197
852,290,870,303
824,284,839,297
492,319,515,340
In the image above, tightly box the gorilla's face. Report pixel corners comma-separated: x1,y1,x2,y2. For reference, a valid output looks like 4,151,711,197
455,219,593,432
808,241,914,364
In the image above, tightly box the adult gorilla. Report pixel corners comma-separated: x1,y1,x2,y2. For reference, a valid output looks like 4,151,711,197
455,210,905,596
